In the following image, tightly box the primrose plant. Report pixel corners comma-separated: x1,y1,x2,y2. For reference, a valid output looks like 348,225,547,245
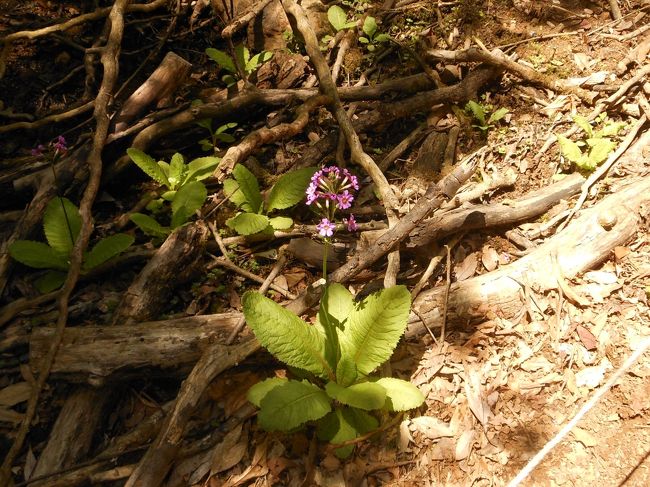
205,44,273,87
359,16,390,52
243,166,424,458
126,149,219,238
465,100,509,135
556,113,626,171
9,197,134,293
224,164,317,236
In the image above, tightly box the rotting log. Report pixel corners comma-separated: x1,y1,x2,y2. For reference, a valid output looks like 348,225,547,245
112,221,210,325
30,313,243,383
112,52,192,133
407,170,650,338
31,387,109,478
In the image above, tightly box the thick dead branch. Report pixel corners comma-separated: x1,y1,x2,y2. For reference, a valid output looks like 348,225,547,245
407,172,585,248
329,152,477,282
425,47,595,104
113,52,192,132
0,101,94,134
30,314,242,382
221,0,274,38
212,94,329,181
407,135,650,338
112,221,210,325
31,388,108,478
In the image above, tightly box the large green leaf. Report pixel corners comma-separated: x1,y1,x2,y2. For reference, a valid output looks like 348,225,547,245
171,181,207,218
327,5,355,31
83,234,134,271
35,270,67,293
247,377,287,407
323,283,353,326
325,381,386,411
205,48,236,73
340,285,411,375
168,153,185,190
269,216,293,230
226,213,269,235
267,167,317,212
572,114,593,138
234,44,249,73
317,407,378,458
242,292,330,377
587,138,616,166
557,135,582,163
375,378,425,411
465,100,486,127
258,380,331,431
43,197,81,255
223,178,250,212
317,283,353,370
362,16,378,38
130,213,170,238
232,164,262,213
336,356,357,387
8,240,69,270
127,148,169,187
185,156,220,184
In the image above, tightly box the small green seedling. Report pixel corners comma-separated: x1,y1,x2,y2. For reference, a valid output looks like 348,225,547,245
224,164,316,235
327,5,357,31
244,284,424,458
358,16,390,51
556,113,626,171
126,149,219,238
465,100,509,134
205,44,273,87
9,197,134,292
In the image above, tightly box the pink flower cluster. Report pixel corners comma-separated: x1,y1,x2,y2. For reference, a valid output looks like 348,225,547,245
306,166,359,237
31,136,67,157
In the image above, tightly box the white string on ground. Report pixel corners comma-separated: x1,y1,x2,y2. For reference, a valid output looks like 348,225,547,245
507,337,650,487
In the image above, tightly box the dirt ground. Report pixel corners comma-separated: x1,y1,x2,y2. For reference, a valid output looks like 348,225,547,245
1,0,650,486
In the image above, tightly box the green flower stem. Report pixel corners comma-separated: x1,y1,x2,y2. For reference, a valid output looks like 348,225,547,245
320,239,340,377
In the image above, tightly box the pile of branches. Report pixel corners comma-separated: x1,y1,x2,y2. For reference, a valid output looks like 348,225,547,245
1,0,649,485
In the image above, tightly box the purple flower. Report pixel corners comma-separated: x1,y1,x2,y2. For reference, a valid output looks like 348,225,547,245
317,218,336,238
337,190,354,210
343,214,358,232
53,135,67,152
306,182,318,205
31,144,45,157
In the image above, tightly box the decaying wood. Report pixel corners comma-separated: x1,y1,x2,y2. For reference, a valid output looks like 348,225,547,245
113,52,192,132
425,47,595,104
31,388,108,478
407,172,585,248
112,221,210,325
407,172,650,338
30,314,242,382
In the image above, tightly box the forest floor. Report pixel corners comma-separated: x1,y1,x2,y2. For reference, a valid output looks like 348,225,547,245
1,0,650,486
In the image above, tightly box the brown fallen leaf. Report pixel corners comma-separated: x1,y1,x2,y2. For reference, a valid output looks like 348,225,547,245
481,245,499,272
576,325,598,351
455,252,478,281
210,424,247,474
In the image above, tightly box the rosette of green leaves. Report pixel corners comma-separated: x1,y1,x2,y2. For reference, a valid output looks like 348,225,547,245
244,284,424,457
327,5,357,32
359,16,390,51
205,44,273,87
126,149,218,238
8,197,134,292
557,114,626,171
465,100,509,133
224,164,317,236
